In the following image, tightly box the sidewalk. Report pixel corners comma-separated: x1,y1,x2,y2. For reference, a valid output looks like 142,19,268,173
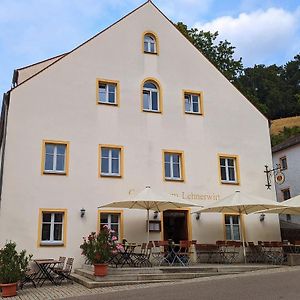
2,266,299,300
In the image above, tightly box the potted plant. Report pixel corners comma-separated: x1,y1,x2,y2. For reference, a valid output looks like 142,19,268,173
0,241,32,297
80,226,123,276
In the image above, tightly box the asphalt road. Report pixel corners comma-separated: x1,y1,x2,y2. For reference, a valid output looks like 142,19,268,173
69,268,300,300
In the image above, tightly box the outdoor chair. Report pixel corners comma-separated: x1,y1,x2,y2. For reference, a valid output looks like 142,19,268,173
55,257,74,285
222,241,240,264
133,242,152,267
175,240,192,266
54,256,66,272
19,268,37,289
246,242,260,263
151,241,170,266
195,244,219,263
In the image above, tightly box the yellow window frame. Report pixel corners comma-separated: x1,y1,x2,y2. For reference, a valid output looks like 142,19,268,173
96,78,120,106
98,144,124,178
37,208,67,247
41,140,70,176
162,149,185,182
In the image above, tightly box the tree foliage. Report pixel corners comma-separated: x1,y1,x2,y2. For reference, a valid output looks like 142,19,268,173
235,55,300,119
176,22,300,121
271,126,300,146
176,22,243,82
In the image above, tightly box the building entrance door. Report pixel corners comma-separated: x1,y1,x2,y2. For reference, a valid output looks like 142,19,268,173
163,210,188,243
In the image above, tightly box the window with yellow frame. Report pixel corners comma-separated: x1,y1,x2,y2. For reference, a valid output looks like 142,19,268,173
224,214,241,241
96,79,120,106
98,210,123,242
183,90,204,115
218,154,240,185
99,145,124,178
143,32,159,54
38,209,67,246
41,140,69,175
163,150,185,182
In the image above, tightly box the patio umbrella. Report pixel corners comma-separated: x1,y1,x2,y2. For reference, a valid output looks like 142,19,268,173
99,186,199,243
257,194,300,215
194,190,287,262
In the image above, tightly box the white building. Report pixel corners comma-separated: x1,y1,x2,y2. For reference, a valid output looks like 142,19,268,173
272,134,300,228
0,1,280,266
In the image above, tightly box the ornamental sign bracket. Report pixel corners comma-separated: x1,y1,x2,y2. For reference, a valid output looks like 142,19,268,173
264,164,284,190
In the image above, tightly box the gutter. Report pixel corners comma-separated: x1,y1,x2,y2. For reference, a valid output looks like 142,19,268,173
0,92,10,205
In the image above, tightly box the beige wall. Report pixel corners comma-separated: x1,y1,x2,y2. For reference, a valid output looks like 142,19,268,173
0,2,280,266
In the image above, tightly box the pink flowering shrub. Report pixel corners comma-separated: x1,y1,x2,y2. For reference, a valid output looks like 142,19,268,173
80,226,122,264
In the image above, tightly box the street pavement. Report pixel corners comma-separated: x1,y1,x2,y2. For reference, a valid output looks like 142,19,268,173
68,267,300,300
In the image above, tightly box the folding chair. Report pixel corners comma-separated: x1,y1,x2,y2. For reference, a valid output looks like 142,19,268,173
55,258,74,284
19,268,37,289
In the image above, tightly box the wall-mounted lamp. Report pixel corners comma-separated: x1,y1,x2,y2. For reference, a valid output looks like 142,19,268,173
260,213,265,222
80,208,86,218
196,212,201,221
153,211,158,219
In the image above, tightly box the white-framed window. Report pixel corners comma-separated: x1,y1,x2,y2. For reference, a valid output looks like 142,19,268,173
41,211,65,245
220,156,238,184
280,156,288,170
164,152,184,181
184,92,202,114
144,34,157,53
44,143,67,174
225,215,240,241
143,81,160,112
100,212,121,240
98,81,117,104
100,147,121,177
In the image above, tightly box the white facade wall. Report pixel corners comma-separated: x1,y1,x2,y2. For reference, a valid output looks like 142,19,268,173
0,2,280,267
273,144,300,223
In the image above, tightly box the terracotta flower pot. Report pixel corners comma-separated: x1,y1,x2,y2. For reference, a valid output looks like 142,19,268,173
94,263,108,276
0,282,17,298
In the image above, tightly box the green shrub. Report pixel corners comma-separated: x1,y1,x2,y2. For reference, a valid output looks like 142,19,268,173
0,241,32,284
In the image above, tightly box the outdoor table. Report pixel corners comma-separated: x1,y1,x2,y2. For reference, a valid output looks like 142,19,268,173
114,243,138,268
165,243,186,266
34,259,61,286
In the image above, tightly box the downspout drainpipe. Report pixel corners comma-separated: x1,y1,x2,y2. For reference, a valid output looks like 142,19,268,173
0,92,10,206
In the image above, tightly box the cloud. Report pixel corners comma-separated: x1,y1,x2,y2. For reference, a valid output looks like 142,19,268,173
155,0,214,24
194,7,300,66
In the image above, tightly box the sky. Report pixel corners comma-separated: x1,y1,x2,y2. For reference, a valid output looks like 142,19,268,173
0,0,300,97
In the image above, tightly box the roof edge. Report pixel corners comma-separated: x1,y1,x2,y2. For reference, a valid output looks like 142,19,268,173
9,1,150,93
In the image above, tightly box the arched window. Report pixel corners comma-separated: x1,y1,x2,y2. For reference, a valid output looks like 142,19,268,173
142,80,160,112
144,34,157,53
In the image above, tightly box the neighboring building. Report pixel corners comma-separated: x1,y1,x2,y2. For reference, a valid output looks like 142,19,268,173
0,1,280,266
272,134,300,240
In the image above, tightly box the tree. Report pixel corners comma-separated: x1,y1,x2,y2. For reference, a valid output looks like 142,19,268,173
235,55,300,119
176,22,243,82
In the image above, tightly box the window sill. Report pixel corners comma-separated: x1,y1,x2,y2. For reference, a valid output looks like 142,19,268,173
221,181,240,185
40,241,64,247
142,109,162,114
185,111,203,116
100,174,122,179
143,51,158,55
164,178,185,183
43,171,67,176
97,101,118,106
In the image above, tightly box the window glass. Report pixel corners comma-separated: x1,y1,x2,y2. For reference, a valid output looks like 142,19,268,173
144,34,156,53
41,212,64,244
173,162,180,178
101,157,109,174
220,157,238,183
152,92,158,111
100,213,120,240
111,158,119,174
44,143,67,173
143,91,150,110
144,82,157,89
184,93,201,113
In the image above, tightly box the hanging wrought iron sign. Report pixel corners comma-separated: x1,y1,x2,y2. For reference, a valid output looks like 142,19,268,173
264,164,285,190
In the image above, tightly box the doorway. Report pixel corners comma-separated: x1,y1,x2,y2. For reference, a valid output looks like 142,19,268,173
163,210,189,243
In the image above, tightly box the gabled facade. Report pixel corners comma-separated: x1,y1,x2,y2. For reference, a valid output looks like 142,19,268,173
0,1,280,266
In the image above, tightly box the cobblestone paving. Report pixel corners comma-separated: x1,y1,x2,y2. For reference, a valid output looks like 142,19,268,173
0,282,166,300
2,266,299,300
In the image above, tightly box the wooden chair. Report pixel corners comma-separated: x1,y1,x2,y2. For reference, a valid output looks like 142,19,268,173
19,268,37,289
56,258,74,284
54,256,66,272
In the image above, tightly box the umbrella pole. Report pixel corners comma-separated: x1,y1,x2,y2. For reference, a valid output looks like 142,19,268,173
147,209,150,244
240,213,247,263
